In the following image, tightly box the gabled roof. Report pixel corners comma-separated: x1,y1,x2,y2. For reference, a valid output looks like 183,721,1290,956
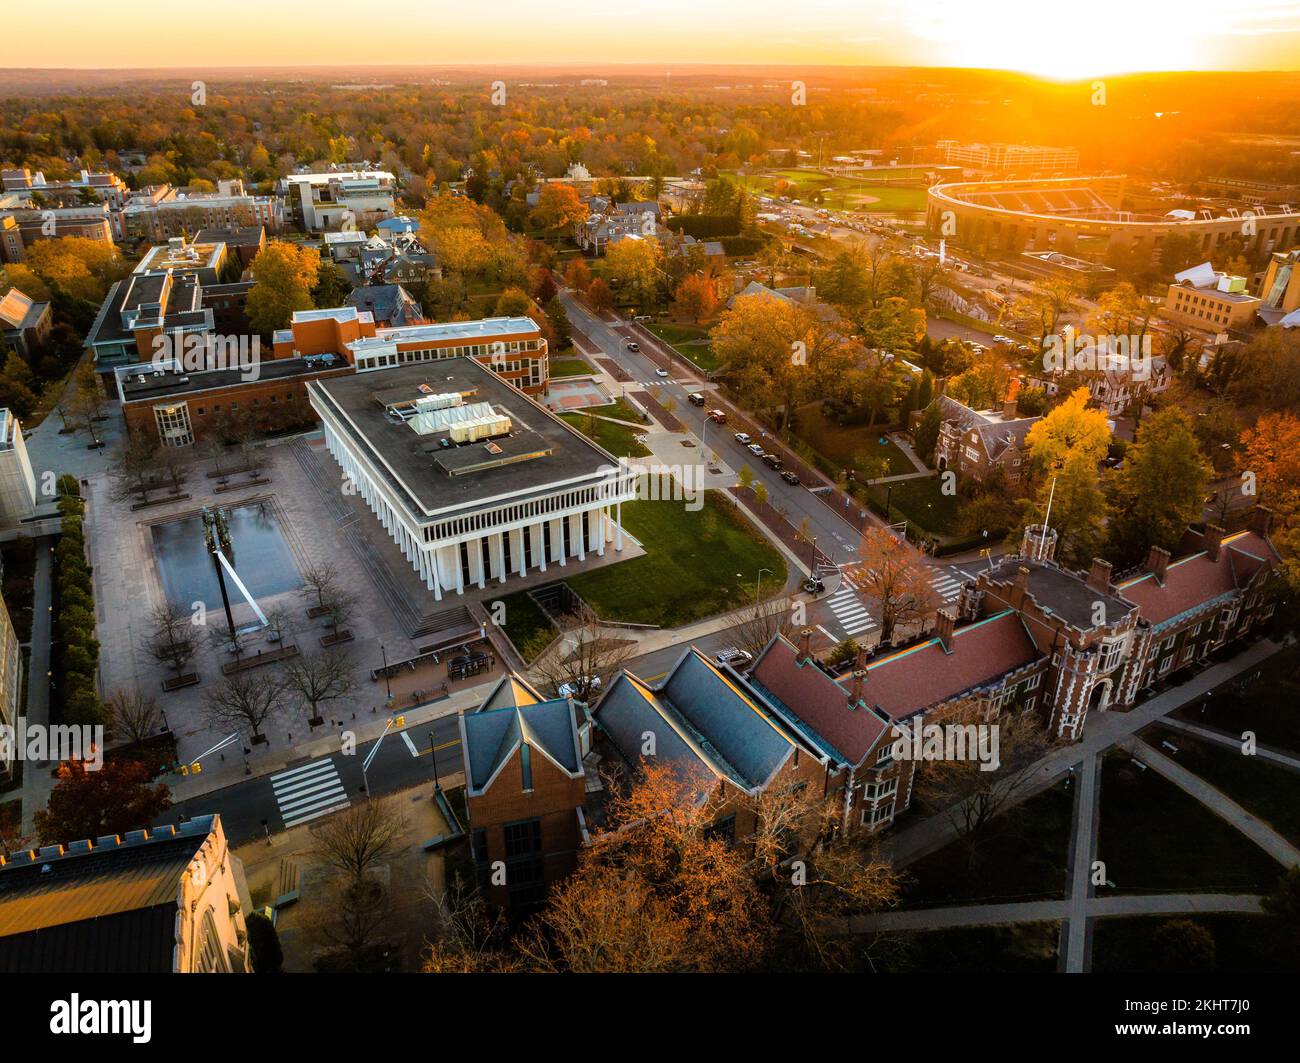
595,648,813,793
459,696,582,796
0,288,46,331
1117,529,1280,627
751,614,1040,765
476,673,544,711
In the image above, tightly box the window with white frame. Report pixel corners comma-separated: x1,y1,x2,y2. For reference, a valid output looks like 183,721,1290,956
1097,636,1127,673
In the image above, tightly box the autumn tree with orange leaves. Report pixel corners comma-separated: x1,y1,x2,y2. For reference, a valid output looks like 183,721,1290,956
1240,411,1300,586
850,526,939,645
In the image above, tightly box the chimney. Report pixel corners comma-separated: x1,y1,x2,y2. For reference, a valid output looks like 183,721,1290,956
1002,397,1018,420
935,607,956,652
1205,524,1225,563
847,669,867,709
1249,506,1273,537
798,628,813,664
1087,558,1113,594
1146,545,1171,586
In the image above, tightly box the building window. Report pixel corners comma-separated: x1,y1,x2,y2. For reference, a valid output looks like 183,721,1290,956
154,402,194,447
520,743,532,792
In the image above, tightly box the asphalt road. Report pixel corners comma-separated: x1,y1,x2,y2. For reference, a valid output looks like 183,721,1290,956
165,712,464,845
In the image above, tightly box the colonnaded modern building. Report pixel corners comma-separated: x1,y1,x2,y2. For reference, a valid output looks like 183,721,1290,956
308,356,638,600
928,175,1300,263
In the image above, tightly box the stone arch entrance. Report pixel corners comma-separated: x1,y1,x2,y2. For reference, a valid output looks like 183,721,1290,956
1089,678,1113,714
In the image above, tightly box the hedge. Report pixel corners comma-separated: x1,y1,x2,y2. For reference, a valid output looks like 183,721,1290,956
52,482,102,726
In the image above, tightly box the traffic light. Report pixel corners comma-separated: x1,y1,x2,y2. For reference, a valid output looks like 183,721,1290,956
395,716,406,728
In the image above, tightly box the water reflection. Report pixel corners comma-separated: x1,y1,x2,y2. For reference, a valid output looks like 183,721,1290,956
152,502,302,609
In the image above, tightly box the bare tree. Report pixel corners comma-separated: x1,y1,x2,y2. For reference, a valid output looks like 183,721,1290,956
915,700,1055,867
312,798,407,884
105,688,164,744
202,669,286,742
299,560,342,613
143,601,197,677
531,607,633,700
263,604,296,644
733,594,795,658
281,650,357,725
423,870,524,973
108,437,160,504
851,527,938,645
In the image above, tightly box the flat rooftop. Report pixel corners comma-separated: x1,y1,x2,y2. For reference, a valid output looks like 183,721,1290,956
119,355,345,401
349,315,541,354
311,357,617,520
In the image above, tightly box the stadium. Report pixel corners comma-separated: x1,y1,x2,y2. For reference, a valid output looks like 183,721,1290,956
927,175,1300,263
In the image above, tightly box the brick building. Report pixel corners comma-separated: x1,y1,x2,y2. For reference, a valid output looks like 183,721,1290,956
926,394,1039,485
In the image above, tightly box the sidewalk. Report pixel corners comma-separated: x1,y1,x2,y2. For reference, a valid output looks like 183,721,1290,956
18,539,56,834
1159,716,1300,773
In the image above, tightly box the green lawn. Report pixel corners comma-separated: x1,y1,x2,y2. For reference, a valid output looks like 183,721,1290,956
901,781,1073,908
559,412,652,458
488,590,556,664
793,403,916,479
1092,915,1299,973
645,322,720,372
1142,724,1300,847
732,168,928,213
549,357,595,378
1097,751,1283,895
578,399,645,424
564,490,786,627
873,922,1060,973
867,475,962,535
1170,646,1299,754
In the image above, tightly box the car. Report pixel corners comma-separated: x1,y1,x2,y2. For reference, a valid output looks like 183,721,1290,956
993,334,1014,346
557,675,602,698
708,409,728,423
802,577,825,595
688,393,706,406
747,443,765,456
714,648,754,669
626,341,640,352
780,470,800,486
655,368,669,377
734,431,752,444
761,452,782,470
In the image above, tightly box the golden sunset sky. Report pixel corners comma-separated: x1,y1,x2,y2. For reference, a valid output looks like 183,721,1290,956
11,0,1300,73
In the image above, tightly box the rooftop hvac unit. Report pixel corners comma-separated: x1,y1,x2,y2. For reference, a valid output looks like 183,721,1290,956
449,414,512,444
414,391,463,412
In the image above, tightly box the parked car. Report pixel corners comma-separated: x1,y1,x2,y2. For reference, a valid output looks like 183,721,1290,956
557,675,602,698
626,341,640,352
802,577,825,595
761,452,782,470
714,648,754,669
780,470,801,486
747,443,765,456
655,368,669,377
708,409,728,423
734,431,752,444
688,393,706,406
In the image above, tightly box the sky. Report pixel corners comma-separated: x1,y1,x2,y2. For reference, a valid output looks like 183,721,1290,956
12,0,1300,74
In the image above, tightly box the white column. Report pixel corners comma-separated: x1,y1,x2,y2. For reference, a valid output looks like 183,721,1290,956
429,548,443,600
595,509,605,556
454,542,465,595
475,536,487,589
615,502,624,550
515,528,526,578
576,512,586,561
552,517,566,566
495,533,506,584
535,523,547,572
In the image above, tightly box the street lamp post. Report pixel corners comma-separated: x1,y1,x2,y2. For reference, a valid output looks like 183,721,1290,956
380,644,392,700
885,484,893,523
754,567,773,605
428,729,441,791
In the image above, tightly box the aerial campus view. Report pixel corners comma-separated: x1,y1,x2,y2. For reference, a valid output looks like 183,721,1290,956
0,0,1298,1042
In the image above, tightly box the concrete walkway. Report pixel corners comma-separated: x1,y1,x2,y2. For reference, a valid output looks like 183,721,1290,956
842,893,1263,934
886,640,1282,869
1062,752,1101,973
19,539,56,834
1122,736,1300,868
1159,716,1300,774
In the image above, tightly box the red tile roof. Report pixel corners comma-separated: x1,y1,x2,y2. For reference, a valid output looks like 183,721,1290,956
1118,530,1279,626
751,610,1039,764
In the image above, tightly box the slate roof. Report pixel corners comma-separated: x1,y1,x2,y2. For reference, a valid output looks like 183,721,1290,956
0,816,219,974
595,648,811,792
460,697,582,796
0,288,48,331
344,283,423,327
1117,529,1280,627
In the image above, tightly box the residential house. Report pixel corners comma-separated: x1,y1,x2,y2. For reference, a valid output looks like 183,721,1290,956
0,287,52,356
925,394,1038,484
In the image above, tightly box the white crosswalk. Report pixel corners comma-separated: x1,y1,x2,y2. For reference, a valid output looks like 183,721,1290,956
931,570,965,603
271,758,351,829
637,379,678,386
825,579,878,638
